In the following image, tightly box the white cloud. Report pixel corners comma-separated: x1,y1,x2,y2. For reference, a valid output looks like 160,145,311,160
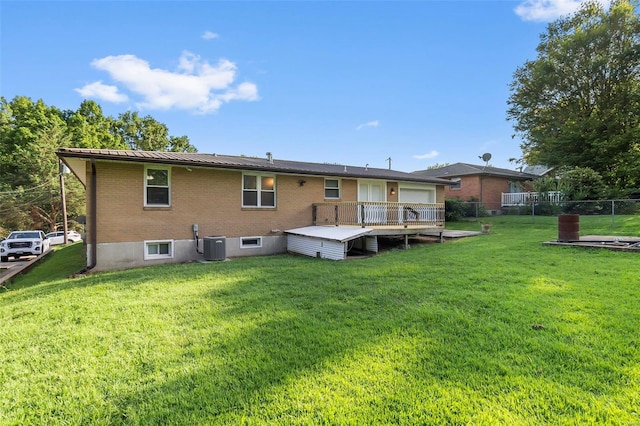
413,150,439,160
78,51,259,114
514,0,611,22
356,120,379,130
202,31,219,40
75,81,128,103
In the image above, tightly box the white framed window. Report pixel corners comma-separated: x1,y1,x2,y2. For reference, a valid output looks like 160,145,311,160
240,237,262,248
145,166,171,206
144,240,174,260
450,178,461,190
242,174,276,207
324,178,341,199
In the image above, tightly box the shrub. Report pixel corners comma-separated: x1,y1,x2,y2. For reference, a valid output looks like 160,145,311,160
445,197,486,221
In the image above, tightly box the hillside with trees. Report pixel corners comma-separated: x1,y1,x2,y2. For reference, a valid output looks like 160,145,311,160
0,96,196,235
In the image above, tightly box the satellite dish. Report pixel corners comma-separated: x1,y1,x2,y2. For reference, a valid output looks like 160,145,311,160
481,153,492,162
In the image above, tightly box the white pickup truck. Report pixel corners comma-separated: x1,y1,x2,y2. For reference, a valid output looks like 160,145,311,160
0,230,50,262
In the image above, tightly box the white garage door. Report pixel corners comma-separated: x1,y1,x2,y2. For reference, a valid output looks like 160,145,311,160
399,188,434,203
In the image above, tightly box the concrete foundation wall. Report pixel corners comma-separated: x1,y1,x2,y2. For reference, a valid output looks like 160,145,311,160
91,236,287,272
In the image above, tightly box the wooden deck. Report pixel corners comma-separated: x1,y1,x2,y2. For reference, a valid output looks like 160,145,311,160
313,202,445,229
543,235,640,252
329,225,481,246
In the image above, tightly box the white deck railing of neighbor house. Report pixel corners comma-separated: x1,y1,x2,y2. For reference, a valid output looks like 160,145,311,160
502,191,563,207
313,202,445,228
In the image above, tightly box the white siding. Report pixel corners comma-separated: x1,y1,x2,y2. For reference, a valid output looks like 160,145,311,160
287,235,346,260
366,236,378,253
352,236,379,253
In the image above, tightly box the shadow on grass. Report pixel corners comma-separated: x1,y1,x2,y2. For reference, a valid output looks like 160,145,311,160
97,259,439,423
2,227,639,423
84,250,638,423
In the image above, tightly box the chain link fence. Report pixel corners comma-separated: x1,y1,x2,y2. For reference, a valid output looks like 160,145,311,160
446,198,640,233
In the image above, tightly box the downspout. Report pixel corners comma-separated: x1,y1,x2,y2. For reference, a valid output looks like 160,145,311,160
88,159,97,270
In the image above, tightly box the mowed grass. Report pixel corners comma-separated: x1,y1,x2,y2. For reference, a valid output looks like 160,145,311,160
1,216,639,425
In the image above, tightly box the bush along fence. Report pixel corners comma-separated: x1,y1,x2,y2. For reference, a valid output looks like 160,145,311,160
446,198,640,227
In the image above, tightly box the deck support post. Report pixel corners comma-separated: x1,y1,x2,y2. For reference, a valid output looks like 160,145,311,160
404,234,409,250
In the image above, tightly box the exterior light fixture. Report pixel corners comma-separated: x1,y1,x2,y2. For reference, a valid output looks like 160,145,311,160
390,188,396,195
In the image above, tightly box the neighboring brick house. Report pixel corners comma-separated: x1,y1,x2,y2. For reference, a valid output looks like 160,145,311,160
57,148,451,271
412,163,539,212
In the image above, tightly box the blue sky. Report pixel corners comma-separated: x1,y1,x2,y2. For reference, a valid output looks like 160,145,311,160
1,1,601,172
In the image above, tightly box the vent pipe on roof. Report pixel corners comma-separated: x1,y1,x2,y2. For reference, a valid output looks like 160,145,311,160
266,152,273,164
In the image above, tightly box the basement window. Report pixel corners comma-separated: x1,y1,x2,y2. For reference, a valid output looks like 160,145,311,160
144,240,174,260
241,237,262,248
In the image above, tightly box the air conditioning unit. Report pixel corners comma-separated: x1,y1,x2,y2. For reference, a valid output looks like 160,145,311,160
203,236,226,261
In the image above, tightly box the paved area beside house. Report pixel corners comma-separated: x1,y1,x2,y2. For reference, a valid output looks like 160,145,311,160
0,251,51,286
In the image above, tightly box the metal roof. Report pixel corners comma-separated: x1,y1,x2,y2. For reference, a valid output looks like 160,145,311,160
523,165,554,176
413,162,539,180
56,148,453,184
285,226,373,242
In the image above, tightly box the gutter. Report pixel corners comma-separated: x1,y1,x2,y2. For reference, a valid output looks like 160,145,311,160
56,149,453,185
88,159,97,270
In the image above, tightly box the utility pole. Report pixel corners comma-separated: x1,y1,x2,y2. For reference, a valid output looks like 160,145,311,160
59,161,68,244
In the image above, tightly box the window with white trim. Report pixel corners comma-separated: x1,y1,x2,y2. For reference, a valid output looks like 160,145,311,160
145,166,171,206
450,178,461,190
242,174,275,207
324,178,340,199
144,240,173,260
241,237,263,248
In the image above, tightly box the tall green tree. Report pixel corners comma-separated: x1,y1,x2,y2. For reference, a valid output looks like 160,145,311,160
507,0,640,192
0,96,197,233
114,111,197,152
0,96,67,188
0,97,75,230
63,100,126,149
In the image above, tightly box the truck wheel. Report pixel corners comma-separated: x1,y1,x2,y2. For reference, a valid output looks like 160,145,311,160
1,256,7,262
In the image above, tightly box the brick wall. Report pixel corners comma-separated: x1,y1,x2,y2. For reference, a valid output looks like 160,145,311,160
480,176,510,206
92,162,421,243
444,175,509,205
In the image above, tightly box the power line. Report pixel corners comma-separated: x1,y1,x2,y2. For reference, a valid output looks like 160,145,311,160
0,177,58,195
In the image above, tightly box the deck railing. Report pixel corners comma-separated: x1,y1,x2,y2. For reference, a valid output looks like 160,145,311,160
313,202,445,228
502,191,563,207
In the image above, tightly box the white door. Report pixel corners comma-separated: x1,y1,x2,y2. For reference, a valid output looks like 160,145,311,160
358,181,386,224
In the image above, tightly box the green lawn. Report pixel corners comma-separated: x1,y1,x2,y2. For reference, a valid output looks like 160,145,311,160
1,217,639,425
